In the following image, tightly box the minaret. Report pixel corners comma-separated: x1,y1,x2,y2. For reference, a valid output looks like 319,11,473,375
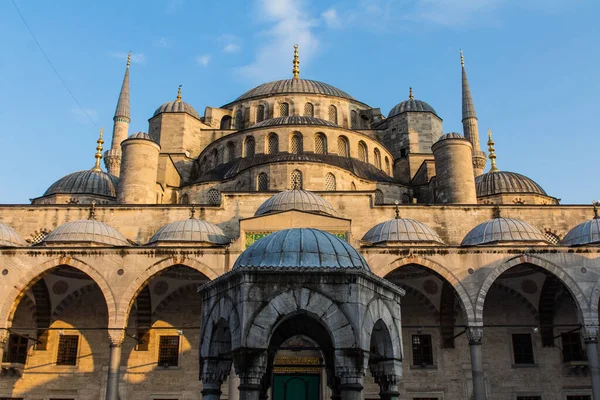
104,53,131,177
461,50,487,176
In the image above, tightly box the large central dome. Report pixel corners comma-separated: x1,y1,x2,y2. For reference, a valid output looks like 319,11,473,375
230,79,355,103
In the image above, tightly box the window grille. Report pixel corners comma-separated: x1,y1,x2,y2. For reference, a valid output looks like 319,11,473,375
3,334,28,364
314,134,326,154
561,332,585,362
544,231,560,244
245,137,255,157
325,173,336,191
358,142,367,163
304,102,314,117
29,230,49,244
291,134,303,154
207,189,221,205
328,105,337,124
268,134,279,155
227,142,235,162
235,110,244,130
374,190,384,205
279,102,289,117
385,157,391,175
351,110,358,128
512,334,534,364
56,335,79,365
158,335,180,367
374,148,382,169
257,173,269,191
402,194,411,204
411,334,433,366
290,170,303,190
337,137,349,157
220,116,232,129
256,105,265,122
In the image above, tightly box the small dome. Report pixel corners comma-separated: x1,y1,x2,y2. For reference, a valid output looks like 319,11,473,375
43,170,118,198
230,79,355,104
436,132,467,142
388,99,438,118
0,223,26,247
253,116,337,128
362,218,444,245
255,190,337,217
462,218,548,246
562,217,600,246
475,171,548,197
153,100,200,119
128,132,154,141
43,220,129,246
233,228,369,270
148,218,230,245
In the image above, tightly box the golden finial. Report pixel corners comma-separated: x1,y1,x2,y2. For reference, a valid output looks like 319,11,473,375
127,52,131,68
487,129,499,172
89,201,96,220
460,49,465,67
176,85,182,102
394,200,400,219
92,127,104,172
409,87,414,100
292,44,300,79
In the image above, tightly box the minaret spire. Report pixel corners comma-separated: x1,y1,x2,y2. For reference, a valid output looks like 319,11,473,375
292,44,300,79
104,52,132,177
92,128,104,172
176,85,182,102
460,49,486,176
409,87,414,100
487,129,499,172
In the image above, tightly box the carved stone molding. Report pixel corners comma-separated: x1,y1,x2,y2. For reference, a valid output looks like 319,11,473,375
582,324,599,344
467,326,483,345
108,329,126,347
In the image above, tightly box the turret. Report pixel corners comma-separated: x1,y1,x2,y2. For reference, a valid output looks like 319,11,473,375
432,133,477,204
117,132,160,204
104,53,131,177
461,50,487,176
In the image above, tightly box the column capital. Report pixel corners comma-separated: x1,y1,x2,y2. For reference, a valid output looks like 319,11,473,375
369,359,401,393
334,353,366,388
108,329,126,347
233,349,267,388
583,325,599,344
467,326,483,345
0,328,9,345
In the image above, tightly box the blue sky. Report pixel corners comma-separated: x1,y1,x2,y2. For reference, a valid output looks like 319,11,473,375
0,0,598,204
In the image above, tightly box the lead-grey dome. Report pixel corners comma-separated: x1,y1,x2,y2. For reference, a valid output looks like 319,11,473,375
436,132,468,142
462,217,548,246
389,99,438,118
475,171,547,197
253,116,337,128
153,100,200,119
43,220,129,246
233,228,369,270
362,218,444,245
231,79,355,104
561,216,600,246
148,218,230,245
255,190,337,217
43,170,119,198
0,223,27,247
128,132,154,141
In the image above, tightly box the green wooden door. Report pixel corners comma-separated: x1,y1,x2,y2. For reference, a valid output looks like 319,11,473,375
273,374,320,400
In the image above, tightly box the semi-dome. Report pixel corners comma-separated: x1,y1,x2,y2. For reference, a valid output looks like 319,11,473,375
148,217,230,245
253,116,337,128
233,228,369,270
128,132,154,141
475,171,547,197
362,218,444,245
153,100,200,119
561,212,600,246
462,217,548,246
43,170,118,198
0,223,27,247
255,190,337,217
43,219,129,246
230,79,355,104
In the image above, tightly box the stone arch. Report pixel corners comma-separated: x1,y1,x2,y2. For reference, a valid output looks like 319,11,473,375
0,256,116,329
394,284,438,316
51,283,99,321
380,256,475,325
200,294,241,356
360,296,402,358
116,257,218,330
474,254,587,325
587,276,600,324
245,288,356,349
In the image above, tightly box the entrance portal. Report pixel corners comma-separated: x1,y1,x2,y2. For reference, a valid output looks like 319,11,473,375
273,375,320,400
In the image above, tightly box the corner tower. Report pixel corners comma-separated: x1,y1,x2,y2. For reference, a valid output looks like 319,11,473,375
104,53,131,177
461,50,487,176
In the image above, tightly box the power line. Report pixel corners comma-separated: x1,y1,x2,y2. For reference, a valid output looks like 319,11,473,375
11,0,98,127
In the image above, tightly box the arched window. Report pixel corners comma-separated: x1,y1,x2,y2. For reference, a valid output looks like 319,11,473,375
304,102,314,117
358,141,367,163
220,115,232,129
325,173,336,191
208,189,221,205
291,133,303,154
384,156,391,175
235,110,244,130
180,193,189,204
350,182,357,191
290,170,303,190
256,105,265,123
374,189,384,205
374,148,382,169
337,136,349,157
257,173,269,191
351,110,359,128
279,102,290,117
328,105,338,124
199,156,207,175
402,193,411,204
227,142,235,162
244,136,255,157
314,133,327,155
211,148,219,168
267,133,279,155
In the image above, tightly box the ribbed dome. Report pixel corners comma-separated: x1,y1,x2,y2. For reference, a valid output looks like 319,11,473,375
148,218,230,245
253,116,337,128
129,132,154,141
389,99,438,118
475,171,547,197
233,228,369,270
153,101,200,119
43,170,118,198
43,220,129,246
562,217,600,246
362,218,444,245
462,218,548,246
437,132,467,142
255,190,337,217
232,79,355,103
0,223,27,247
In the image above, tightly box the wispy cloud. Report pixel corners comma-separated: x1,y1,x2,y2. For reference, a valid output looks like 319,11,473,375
196,54,211,67
69,107,98,125
218,34,242,53
153,38,171,48
235,0,319,82
321,8,341,29
110,52,146,64
223,43,241,53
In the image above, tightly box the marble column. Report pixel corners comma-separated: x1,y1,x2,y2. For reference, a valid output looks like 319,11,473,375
467,327,486,400
105,330,125,400
228,364,240,400
335,364,364,400
583,325,600,400
201,359,230,400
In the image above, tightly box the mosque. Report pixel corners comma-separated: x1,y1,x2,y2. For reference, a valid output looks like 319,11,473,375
0,46,598,400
